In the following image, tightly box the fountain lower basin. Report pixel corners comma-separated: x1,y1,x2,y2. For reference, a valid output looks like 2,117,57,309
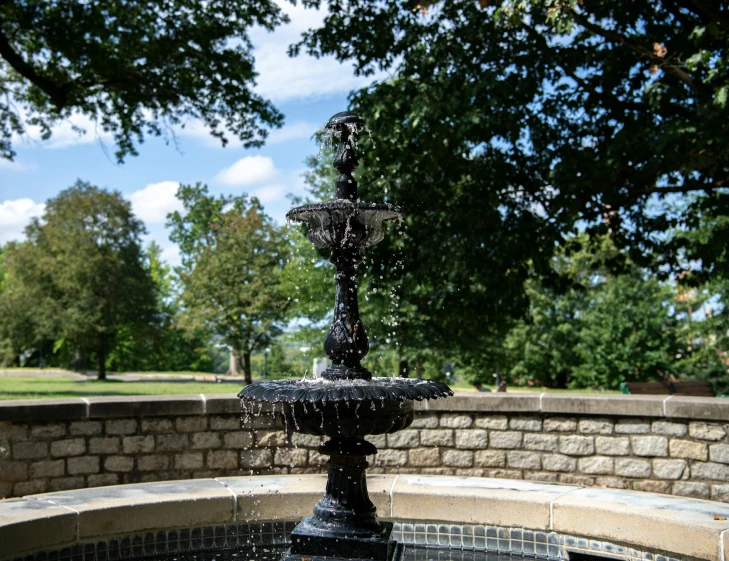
2,475,726,561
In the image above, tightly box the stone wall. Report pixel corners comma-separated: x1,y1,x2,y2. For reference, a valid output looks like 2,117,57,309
2,393,729,502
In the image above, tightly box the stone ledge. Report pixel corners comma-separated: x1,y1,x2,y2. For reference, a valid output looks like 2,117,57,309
1,392,728,422
2,475,729,560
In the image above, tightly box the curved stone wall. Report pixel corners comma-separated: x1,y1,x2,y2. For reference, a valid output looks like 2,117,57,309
1,393,728,502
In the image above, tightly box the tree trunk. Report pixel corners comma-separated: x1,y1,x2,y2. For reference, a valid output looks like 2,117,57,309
415,359,423,378
398,359,409,378
243,351,252,386
97,348,106,381
226,350,243,376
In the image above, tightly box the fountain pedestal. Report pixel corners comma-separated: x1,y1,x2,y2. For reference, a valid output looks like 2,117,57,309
286,437,400,561
239,111,451,561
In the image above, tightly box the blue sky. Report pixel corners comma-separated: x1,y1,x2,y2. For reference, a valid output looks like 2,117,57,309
0,2,380,265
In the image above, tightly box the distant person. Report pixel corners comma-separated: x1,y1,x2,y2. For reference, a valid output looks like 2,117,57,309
473,382,491,392
498,380,508,392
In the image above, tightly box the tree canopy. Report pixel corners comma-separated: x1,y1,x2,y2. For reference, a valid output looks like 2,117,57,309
168,184,290,384
0,181,157,378
292,0,729,364
0,0,286,161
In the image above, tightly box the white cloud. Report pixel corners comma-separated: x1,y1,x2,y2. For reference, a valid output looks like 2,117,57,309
14,113,113,150
127,181,183,225
251,1,382,102
0,158,34,172
250,184,288,205
215,155,278,186
0,199,45,244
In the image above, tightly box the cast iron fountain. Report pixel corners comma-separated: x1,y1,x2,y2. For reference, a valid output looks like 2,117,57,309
238,112,452,561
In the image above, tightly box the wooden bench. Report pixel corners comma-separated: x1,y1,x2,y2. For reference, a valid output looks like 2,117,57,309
623,380,715,397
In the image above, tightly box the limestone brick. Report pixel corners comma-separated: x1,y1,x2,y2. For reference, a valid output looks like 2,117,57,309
104,456,134,473
210,416,241,431
474,450,506,468
454,429,488,449
137,455,170,471
238,449,272,469
615,458,651,478
474,415,508,430
408,448,440,467
651,421,687,437
176,417,208,432
543,417,577,432
273,448,308,467
632,480,671,494
174,453,205,470
578,418,614,435
0,461,28,481
631,436,668,457
559,435,594,456
49,439,84,458
410,414,439,429
48,477,84,492
523,433,558,452
595,436,630,456
191,432,222,449
489,431,523,449
256,431,286,447
542,454,577,472
141,419,173,433
374,449,408,467
440,414,472,429
669,439,707,461
709,443,729,464
689,422,726,441
123,435,155,454
442,449,474,468
87,474,119,487
291,433,322,447
156,434,188,451
673,481,710,499
507,451,541,470
14,441,49,460
13,480,47,496
577,456,614,475
652,459,687,479
89,437,120,455
420,429,454,447
30,424,66,439
690,461,729,481
387,430,420,449
711,484,729,502
29,460,64,479
105,419,138,435
223,432,254,449
67,456,100,475
69,421,102,436
509,417,542,432
614,419,650,434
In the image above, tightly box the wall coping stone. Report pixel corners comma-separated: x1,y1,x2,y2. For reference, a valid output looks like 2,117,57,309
1,475,728,560
2,392,724,422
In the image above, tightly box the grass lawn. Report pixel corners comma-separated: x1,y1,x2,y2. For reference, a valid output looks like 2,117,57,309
0,374,619,400
0,376,243,400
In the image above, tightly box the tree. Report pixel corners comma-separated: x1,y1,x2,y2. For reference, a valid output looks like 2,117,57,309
168,184,289,384
0,0,287,161
294,0,729,361
3,182,157,378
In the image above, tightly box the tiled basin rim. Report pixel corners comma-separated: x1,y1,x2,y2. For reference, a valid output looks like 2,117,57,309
1,475,728,561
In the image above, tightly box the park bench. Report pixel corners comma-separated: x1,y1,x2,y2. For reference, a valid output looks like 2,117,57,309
622,380,715,397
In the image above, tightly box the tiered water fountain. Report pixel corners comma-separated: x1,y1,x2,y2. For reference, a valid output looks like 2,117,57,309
238,111,453,561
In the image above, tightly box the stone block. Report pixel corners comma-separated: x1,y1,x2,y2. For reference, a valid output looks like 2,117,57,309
69,421,102,436
192,432,222,449
104,456,134,473
137,455,170,471
14,441,49,460
238,449,271,469
474,415,508,430
420,429,454,447
594,476,627,489
30,424,66,439
387,430,420,448
30,460,65,479
0,461,28,481
89,437,120,455
595,436,631,456
711,484,729,502
454,429,488,449
523,433,558,452
291,433,321,447
672,481,710,499
485,468,523,479
542,454,577,472
48,476,84,492
690,461,729,481
614,419,650,434
175,453,205,470
410,414,439,428
615,458,651,478
442,449,473,468
631,436,668,457
13,480,48,496
559,435,594,456
374,449,408,467
123,435,155,454
651,421,687,437
652,459,687,479
543,417,577,432
669,439,707,461
440,414,473,428
141,418,173,433
709,443,729,464
87,473,119,487
156,434,188,452
578,456,614,475
367,434,387,448
0,422,28,441
105,419,138,435
489,431,523,449
455,468,485,477
408,448,440,467
308,450,327,466
507,451,541,470
223,432,254,449
67,456,100,475
558,474,595,486
50,439,85,458
632,480,671,494
688,422,726,441
210,416,241,431
255,431,286,447
176,417,208,432
525,472,559,483
578,418,613,435
509,417,542,431
474,450,506,468
273,448,308,467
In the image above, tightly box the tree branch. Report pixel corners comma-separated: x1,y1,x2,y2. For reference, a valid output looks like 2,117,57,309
635,180,726,196
568,9,711,101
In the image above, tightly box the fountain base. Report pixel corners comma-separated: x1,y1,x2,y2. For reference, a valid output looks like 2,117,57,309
286,518,401,560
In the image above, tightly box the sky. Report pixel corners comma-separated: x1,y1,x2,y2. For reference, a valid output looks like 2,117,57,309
0,2,380,265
